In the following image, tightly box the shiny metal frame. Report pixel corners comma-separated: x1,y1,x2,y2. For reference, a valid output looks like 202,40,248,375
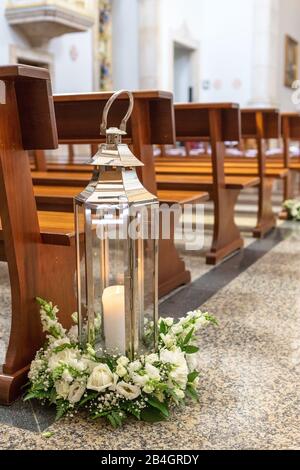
75,90,159,358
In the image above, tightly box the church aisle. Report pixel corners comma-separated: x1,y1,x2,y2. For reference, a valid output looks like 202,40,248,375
0,221,299,450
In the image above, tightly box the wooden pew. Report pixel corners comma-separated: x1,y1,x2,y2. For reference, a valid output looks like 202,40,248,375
155,103,260,264
31,91,210,296
0,65,77,404
281,112,300,199
155,107,287,239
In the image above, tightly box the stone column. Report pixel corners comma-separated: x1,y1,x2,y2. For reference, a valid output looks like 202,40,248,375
138,0,160,89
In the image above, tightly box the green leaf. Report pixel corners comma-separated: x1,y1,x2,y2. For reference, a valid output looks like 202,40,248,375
41,431,55,439
55,401,68,421
140,407,167,423
187,371,199,383
186,385,199,402
107,413,118,428
159,320,167,334
184,345,199,354
78,392,98,407
52,343,73,353
147,396,169,417
183,327,194,345
204,313,218,326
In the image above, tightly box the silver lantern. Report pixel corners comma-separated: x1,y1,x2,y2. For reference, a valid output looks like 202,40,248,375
75,90,159,359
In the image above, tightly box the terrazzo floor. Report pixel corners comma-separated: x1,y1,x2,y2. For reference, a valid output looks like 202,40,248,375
0,211,299,449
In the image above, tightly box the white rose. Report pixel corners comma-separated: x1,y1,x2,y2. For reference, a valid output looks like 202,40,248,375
87,363,114,392
116,364,127,377
116,381,141,400
61,369,74,383
145,353,159,364
55,380,70,399
48,349,78,371
145,363,160,380
131,372,149,387
117,356,130,367
109,373,119,391
68,381,86,403
128,360,142,374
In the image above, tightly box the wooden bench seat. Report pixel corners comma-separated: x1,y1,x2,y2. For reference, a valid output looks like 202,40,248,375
33,185,209,212
0,212,75,255
155,163,288,179
156,174,259,191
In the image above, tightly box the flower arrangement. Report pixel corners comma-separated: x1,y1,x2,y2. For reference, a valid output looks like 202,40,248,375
25,298,217,427
282,199,300,220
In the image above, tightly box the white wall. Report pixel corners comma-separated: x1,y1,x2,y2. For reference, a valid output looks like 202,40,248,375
48,30,94,93
278,0,300,111
140,0,254,105
0,2,94,93
111,0,139,90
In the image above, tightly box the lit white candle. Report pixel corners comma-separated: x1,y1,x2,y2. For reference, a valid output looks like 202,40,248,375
102,285,125,354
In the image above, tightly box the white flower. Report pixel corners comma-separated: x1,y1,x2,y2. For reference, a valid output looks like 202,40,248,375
108,373,119,391
171,324,183,335
145,353,159,364
116,381,141,400
170,363,188,389
160,334,175,348
82,357,97,373
87,363,114,392
28,359,44,380
48,349,78,371
67,325,78,343
143,383,155,394
116,364,127,377
160,347,186,367
127,360,142,374
173,388,185,400
55,380,70,399
131,372,149,387
186,352,200,372
68,381,86,403
61,369,74,383
164,317,174,327
71,311,78,324
117,356,130,367
145,363,160,380
49,337,71,350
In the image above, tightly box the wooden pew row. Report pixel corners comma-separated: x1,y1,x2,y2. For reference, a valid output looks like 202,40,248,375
155,106,287,238
155,103,259,264
31,104,261,264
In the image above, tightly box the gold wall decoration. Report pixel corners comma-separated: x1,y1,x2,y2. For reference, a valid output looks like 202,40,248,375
98,0,112,90
284,35,299,88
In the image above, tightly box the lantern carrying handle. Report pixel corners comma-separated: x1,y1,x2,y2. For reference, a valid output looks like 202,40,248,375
100,90,134,136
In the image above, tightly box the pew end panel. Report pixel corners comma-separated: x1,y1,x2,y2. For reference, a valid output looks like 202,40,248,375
0,65,75,404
